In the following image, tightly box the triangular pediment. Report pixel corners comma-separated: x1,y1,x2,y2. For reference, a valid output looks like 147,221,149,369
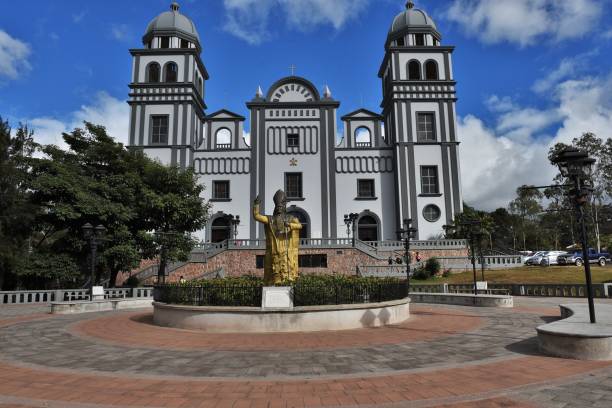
341,108,383,120
206,109,245,120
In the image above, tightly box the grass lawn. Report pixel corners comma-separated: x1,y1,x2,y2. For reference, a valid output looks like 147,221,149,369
414,264,612,285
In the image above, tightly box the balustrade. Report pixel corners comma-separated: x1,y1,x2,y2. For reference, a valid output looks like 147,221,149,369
0,287,154,305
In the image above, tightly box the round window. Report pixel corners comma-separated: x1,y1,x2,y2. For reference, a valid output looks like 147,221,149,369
423,204,441,223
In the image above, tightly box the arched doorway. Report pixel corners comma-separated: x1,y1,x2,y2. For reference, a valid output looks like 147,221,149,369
287,206,310,239
210,216,231,243
358,214,379,242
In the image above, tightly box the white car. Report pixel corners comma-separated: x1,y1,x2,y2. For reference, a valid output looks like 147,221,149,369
540,251,568,266
525,251,547,266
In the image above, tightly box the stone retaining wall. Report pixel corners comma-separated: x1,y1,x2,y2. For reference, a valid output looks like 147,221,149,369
132,247,468,285
117,248,467,286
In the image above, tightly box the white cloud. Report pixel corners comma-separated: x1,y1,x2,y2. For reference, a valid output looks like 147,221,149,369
460,72,612,210
110,24,131,41
72,11,86,23
281,0,370,31
222,0,370,44
532,58,580,93
445,0,602,47
223,0,275,45
532,50,598,93
0,30,31,80
26,92,129,149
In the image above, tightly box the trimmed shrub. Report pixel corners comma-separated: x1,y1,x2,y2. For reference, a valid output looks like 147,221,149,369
124,276,140,287
412,266,429,280
425,257,441,276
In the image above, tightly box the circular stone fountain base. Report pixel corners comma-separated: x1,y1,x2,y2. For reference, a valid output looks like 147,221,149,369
153,298,410,333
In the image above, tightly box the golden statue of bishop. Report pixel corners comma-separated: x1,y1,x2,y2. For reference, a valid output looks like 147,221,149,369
253,190,302,285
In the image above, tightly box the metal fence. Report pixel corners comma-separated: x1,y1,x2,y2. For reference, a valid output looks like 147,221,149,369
154,284,263,307
293,281,408,306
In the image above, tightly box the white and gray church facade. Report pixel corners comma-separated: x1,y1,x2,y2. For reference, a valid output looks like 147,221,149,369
127,2,463,242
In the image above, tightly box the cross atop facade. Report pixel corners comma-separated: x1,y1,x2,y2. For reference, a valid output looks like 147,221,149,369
289,64,296,76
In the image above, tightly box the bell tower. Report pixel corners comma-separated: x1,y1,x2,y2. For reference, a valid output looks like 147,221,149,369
379,1,463,239
128,2,208,168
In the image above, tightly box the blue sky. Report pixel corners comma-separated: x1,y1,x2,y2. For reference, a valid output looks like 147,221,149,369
1,0,611,209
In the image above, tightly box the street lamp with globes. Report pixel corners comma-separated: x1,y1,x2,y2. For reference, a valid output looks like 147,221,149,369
81,223,106,295
398,218,417,293
551,147,597,323
344,213,359,247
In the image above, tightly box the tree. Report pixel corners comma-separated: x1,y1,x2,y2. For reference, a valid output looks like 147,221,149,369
0,118,38,289
24,124,146,287
508,186,543,250
136,159,210,283
548,133,612,252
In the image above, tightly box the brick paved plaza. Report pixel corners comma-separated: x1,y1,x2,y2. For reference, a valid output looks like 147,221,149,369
1,298,612,407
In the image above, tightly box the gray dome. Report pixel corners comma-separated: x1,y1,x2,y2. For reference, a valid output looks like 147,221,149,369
388,1,437,37
143,2,200,47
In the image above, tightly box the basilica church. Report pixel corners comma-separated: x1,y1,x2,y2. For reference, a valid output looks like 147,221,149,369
127,1,463,242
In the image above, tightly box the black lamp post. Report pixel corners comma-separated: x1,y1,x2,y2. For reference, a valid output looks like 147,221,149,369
552,147,597,323
398,218,417,293
225,214,240,240
81,223,106,294
344,213,359,247
476,230,486,282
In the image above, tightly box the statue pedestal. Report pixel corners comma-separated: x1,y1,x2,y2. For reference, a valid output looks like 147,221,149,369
262,286,293,310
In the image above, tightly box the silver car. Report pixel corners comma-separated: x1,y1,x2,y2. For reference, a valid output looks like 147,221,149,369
525,251,547,266
540,251,569,266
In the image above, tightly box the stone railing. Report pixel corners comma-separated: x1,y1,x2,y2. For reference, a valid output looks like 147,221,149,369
410,283,612,298
433,255,525,270
357,263,425,278
0,287,154,305
195,238,466,250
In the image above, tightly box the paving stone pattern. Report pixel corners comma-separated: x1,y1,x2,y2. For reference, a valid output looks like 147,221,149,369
1,299,612,407
0,306,546,379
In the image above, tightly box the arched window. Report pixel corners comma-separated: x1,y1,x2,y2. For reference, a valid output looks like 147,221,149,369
354,127,371,147
358,215,379,242
408,61,421,80
425,61,438,80
147,63,160,83
211,216,231,243
215,128,232,148
288,208,309,239
198,77,203,96
164,62,178,82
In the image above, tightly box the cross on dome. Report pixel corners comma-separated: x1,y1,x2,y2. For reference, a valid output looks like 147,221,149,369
289,64,296,76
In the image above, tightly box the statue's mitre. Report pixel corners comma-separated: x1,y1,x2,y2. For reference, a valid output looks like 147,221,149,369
273,189,287,205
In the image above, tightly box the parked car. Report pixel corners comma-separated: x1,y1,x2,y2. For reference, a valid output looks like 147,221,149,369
557,249,611,267
525,251,548,266
539,251,569,266
525,251,548,265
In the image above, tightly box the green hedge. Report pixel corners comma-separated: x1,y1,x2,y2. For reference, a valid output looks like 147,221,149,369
156,275,407,307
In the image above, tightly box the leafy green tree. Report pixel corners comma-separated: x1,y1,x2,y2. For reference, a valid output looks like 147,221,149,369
136,159,210,283
508,186,543,250
17,122,209,288
548,133,611,251
0,119,38,289
25,124,144,287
